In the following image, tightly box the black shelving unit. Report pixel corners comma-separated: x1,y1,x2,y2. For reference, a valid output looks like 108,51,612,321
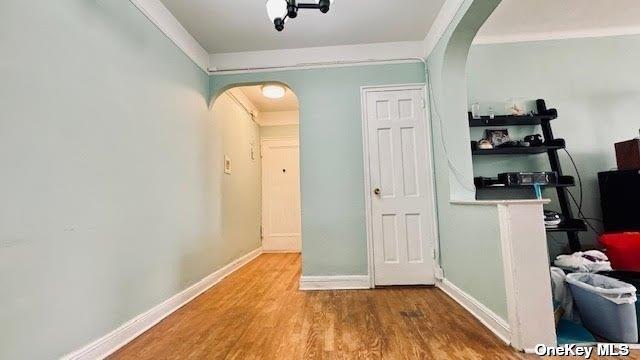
469,99,585,251
474,175,576,188
472,144,564,155
469,113,556,127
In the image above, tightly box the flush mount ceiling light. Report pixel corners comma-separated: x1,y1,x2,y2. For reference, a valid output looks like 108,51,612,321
266,0,334,32
261,84,287,99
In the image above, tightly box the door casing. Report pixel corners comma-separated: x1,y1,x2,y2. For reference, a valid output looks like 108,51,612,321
360,84,440,288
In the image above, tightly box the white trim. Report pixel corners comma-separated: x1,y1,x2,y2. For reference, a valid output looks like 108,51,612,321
261,250,300,254
450,199,551,206
299,276,371,291
361,86,375,288
209,59,423,75
129,0,209,72
473,26,640,46
360,84,437,288
260,135,299,141
209,42,424,72
260,122,299,127
422,0,466,58
437,279,511,345
62,247,263,360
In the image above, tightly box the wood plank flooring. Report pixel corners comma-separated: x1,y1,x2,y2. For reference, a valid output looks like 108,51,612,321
110,253,635,359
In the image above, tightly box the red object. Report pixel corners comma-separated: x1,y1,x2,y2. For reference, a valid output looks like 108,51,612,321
614,139,640,170
600,232,640,271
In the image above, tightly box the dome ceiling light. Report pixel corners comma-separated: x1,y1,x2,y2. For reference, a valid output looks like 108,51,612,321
266,0,334,32
261,84,287,99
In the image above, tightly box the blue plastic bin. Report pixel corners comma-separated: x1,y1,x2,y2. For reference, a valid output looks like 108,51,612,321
566,273,638,343
598,271,640,340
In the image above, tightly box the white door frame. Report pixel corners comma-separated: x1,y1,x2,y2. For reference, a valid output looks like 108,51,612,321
360,84,440,288
261,136,302,253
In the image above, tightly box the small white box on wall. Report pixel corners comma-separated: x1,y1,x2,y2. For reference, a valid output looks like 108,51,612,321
224,155,232,174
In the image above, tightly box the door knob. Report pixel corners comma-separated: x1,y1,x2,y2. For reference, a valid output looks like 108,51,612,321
374,188,381,195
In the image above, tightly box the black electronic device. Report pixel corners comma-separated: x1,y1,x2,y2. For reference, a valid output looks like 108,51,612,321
524,134,544,147
598,169,640,232
544,210,563,228
498,171,559,186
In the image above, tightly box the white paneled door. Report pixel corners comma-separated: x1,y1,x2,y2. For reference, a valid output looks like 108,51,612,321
261,139,301,252
364,86,435,286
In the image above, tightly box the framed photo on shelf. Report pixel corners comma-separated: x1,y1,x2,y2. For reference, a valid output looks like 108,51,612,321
485,129,510,146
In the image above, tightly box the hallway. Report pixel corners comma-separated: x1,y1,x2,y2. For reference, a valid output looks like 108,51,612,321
111,253,528,359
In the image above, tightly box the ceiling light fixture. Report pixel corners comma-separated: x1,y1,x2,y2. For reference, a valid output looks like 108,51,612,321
261,84,287,99
266,0,334,32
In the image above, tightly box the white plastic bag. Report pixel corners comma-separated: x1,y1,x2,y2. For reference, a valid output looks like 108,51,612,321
565,273,637,305
554,250,612,273
550,267,580,321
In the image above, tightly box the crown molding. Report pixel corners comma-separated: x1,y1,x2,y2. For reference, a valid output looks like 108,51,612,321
128,0,464,73
130,0,209,72
473,26,640,45
422,0,466,58
209,41,425,72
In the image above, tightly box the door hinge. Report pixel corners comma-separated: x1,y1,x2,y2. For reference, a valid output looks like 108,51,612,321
421,97,426,109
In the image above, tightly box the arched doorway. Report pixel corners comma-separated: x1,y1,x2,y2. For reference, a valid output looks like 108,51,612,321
210,83,302,260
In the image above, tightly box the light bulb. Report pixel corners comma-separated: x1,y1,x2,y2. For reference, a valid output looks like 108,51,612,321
266,0,288,22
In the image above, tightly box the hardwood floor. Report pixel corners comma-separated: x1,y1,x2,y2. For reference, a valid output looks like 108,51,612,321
109,253,632,359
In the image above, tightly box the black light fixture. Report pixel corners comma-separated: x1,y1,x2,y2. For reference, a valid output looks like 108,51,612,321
266,0,334,32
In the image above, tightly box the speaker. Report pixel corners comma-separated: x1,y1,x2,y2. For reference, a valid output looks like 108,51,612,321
598,169,640,232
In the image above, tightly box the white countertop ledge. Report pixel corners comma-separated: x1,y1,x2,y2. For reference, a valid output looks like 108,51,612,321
450,199,551,206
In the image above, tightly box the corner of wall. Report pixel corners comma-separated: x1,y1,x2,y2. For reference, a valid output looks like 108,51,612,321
425,0,510,321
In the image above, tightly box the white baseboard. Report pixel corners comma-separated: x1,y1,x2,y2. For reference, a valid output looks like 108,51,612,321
63,247,263,360
437,278,511,345
299,275,371,291
261,250,301,254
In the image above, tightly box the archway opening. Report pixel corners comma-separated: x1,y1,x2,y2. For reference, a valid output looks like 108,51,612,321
211,82,302,273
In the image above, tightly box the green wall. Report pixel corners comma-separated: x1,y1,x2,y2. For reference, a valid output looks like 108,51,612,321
467,35,640,254
0,0,521,357
426,0,508,319
0,1,256,358
211,63,426,276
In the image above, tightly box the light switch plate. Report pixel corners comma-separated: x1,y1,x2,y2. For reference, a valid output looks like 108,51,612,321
224,155,232,174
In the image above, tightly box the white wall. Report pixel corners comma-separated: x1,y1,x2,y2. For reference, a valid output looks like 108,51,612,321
213,93,263,257
260,124,299,139
259,111,299,127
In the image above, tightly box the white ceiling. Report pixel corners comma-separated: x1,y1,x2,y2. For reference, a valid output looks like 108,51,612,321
477,0,640,42
239,85,299,112
159,0,446,53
